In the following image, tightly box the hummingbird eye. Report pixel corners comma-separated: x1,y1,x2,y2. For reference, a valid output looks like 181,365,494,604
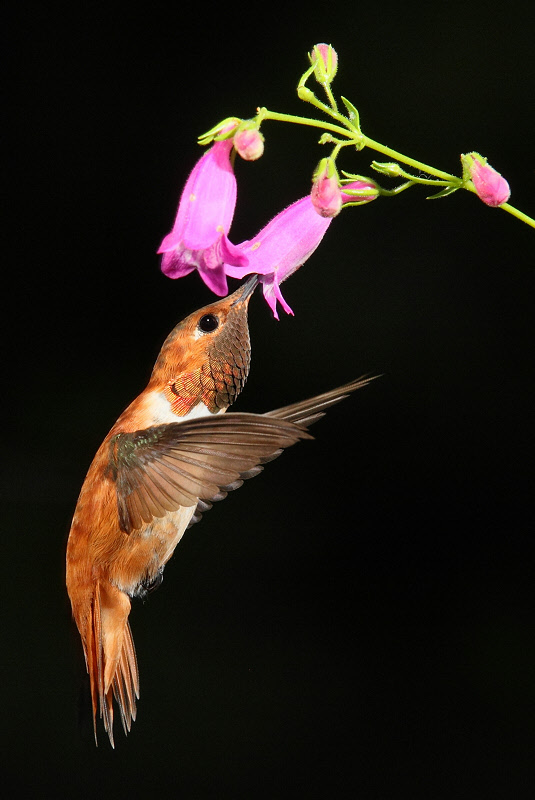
198,314,220,333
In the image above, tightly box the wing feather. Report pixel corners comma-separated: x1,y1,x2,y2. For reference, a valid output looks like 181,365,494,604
109,379,377,534
187,378,377,527
109,414,312,534
265,376,377,424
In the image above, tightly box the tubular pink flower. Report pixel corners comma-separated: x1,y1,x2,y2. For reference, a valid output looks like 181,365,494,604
225,196,332,319
462,153,510,208
158,139,248,295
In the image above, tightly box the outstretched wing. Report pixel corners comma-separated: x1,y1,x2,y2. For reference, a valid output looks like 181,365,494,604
188,376,378,528
107,414,313,534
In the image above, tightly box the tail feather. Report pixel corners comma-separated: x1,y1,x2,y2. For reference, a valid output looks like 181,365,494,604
83,582,139,747
84,587,101,746
112,624,139,735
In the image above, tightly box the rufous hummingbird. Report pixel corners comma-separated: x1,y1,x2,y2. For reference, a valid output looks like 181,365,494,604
66,277,373,747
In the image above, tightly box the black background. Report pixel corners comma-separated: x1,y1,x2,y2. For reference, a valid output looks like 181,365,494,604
4,1,535,797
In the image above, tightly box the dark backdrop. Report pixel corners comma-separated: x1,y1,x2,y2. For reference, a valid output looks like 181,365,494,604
4,2,535,797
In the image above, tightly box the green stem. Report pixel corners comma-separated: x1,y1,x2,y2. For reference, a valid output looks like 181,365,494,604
463,181,535,227
258,108,457,181
257,107,535,228
499,203,535,229
362,135,457,182
322,81,339,113
257,108,354,140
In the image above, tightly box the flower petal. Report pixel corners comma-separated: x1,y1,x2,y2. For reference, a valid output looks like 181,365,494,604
160,245,197,279
197,261,229,296
260,275,294,321
158,139,237,254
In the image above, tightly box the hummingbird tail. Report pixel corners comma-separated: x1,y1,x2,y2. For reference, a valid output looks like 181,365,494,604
85,581,139,747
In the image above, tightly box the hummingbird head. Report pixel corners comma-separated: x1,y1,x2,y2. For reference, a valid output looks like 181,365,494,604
149,276,257,416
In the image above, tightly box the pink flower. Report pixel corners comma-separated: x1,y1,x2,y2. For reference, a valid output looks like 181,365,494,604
158,138,248,295
225,196,332,319
461,152,510,208
311,158,342,218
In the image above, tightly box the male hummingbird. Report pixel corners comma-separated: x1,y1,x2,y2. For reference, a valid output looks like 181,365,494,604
66,277,373,746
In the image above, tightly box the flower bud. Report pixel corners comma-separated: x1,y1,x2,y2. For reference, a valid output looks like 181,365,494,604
371,161,404,178
233,121,265,161
310,43,338,84
341,180,379,205
311,158,342,218
461,152,510,207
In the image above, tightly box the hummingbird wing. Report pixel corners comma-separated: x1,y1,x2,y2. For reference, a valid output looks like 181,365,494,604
265,376,377,425
187,376,378,528
108,414,313,535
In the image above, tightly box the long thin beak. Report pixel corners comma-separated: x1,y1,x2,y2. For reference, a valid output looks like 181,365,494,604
231,275,258,307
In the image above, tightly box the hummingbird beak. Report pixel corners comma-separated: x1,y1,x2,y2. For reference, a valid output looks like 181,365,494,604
230,275,258,307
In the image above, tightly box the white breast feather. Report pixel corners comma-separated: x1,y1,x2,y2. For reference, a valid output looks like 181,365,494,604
144,390,226,424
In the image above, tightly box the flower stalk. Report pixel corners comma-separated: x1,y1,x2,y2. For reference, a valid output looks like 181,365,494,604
247,44,534,229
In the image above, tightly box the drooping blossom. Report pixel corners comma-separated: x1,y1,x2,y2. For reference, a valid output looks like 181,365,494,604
311,158,342,218
158,136,248,295
225,196,333,319
461,152,510,208
233,122,265,161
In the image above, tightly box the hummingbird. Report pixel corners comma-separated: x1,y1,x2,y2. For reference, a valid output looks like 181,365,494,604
66,276,373,747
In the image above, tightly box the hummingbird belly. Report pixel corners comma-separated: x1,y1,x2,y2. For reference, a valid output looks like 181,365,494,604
111,505,197,597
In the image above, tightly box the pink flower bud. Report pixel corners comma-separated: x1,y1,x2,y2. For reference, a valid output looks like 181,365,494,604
311,158,342,218
233,123,264,161
310,43,338,83
341,180,379,205
461,152,510,207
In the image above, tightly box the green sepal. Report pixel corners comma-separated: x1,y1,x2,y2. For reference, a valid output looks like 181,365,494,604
460,151,485,184
426,186,460,200
198,117,241,146
313,156,339,183
341,170,375,183
341,200,377,208
340,96,361,131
